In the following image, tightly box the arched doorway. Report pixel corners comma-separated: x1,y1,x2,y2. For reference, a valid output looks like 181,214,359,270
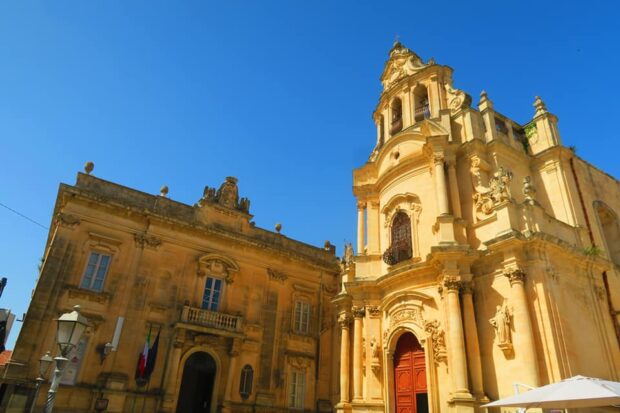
393,332,428,413
176,352,217,413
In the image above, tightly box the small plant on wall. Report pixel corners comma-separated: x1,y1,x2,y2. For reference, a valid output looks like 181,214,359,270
582,246,604,257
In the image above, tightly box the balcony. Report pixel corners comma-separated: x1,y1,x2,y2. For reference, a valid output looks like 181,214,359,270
414,105,430,122
179,305,244,336
390,118,403,135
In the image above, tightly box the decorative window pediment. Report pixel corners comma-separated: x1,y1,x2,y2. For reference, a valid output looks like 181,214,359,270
197,253,239,284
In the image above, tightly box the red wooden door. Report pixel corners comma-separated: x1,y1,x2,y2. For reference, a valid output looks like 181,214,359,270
394,333,428,413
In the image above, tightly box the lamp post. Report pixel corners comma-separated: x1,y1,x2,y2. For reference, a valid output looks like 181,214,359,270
28,351,53,413
43,305,89,413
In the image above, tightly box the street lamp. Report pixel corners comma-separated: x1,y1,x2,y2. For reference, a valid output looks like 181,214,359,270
28,351,53,413
44,305,89,413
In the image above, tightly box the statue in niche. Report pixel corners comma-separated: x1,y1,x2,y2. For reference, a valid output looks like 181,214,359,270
370,336,381,373
489,303,513,353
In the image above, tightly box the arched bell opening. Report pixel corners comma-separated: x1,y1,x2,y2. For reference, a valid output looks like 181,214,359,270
390,98,403,135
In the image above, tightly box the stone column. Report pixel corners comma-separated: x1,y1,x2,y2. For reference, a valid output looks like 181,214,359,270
338,313,352,404
505,269,540,387
357,201,366,255
223,338,242,412
433,155,450,216
461,281,485,399
444,278,471,397
352,307,365,401
162,333,185,412
367,201,380,255
446,158,462,218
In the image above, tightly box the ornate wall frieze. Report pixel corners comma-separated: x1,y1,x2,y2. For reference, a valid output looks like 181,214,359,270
267,268,288,283
504,268,526,285
352,306,366,318
366,305,381,318
134,233,162,250
424,319,447,364
57,212,81,228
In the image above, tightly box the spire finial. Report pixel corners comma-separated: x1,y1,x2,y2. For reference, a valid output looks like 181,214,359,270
533,96,548,117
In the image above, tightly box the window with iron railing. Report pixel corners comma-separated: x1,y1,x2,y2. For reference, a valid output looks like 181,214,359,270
383,212,413,265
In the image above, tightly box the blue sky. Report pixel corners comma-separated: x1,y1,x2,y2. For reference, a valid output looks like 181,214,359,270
1,1,619,348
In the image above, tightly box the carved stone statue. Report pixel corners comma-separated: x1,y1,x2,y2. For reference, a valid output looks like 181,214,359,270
471,164,513,220
522,176,536,203
238,197,251,213
370,336,381,373
489,304,512,353
343,243,354,267
217,177,239,209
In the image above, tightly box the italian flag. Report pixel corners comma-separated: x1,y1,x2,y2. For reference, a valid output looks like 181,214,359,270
135,328,151,381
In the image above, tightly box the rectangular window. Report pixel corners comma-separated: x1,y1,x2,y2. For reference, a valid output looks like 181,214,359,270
288,369,305,409
80,252,111,291
293,301,310,334
202,277,223,311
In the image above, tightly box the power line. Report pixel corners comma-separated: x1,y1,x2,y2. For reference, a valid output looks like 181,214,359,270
0,201,49,230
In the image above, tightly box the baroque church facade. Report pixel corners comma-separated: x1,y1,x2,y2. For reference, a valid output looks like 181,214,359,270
334,42,620,413
1,42,620,413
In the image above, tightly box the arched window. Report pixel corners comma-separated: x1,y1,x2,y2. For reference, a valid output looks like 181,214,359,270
413,85,430,122
239,364,253,400
383,211,412,265
390,98,403,135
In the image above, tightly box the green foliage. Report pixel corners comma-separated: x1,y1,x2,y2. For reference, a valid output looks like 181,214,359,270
582,246,604,256
524,123,537,139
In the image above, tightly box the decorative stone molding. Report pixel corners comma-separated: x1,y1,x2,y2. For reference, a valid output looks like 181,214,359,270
357,201,367,210
134,232,162,250
287,354,313,370
389,308,423,328
230,338,243,357
444,82,472,114
366,305,381,318
197,253,240,284
471,164,514,220
57,212,81,228
504,268,526,285
267,268,288,283
424,319,447,364
460,281,474,295
369,336,381,373
489,303,513,355
66,285,111,305
380,42,430,91
522,176,537,203
338,313,352,329
196,176,251,214
352,306,365,318
443,278,461,292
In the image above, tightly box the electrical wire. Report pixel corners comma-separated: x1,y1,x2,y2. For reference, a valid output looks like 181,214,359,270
0,201,48,230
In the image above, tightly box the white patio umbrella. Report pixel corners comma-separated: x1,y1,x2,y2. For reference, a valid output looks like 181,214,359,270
482,375,620,409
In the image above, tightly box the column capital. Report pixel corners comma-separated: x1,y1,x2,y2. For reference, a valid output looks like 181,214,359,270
461,280,474,295
352,306,366,318
366,305,381,318
504,268,526,285
443,277,461,292
357,200,367,210
338,313,352,329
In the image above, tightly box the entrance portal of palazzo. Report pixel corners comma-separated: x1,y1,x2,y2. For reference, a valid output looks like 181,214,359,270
394,332,428,413
176,352,217,413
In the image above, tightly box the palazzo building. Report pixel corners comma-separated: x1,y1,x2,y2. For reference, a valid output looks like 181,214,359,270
334,42,620,413
1,172,340,412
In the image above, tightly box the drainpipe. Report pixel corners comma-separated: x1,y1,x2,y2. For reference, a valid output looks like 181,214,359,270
315,271,323,410
569,157,620,346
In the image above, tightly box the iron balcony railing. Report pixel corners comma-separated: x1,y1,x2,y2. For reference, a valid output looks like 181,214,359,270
414,105,430,122
180,305,243,333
